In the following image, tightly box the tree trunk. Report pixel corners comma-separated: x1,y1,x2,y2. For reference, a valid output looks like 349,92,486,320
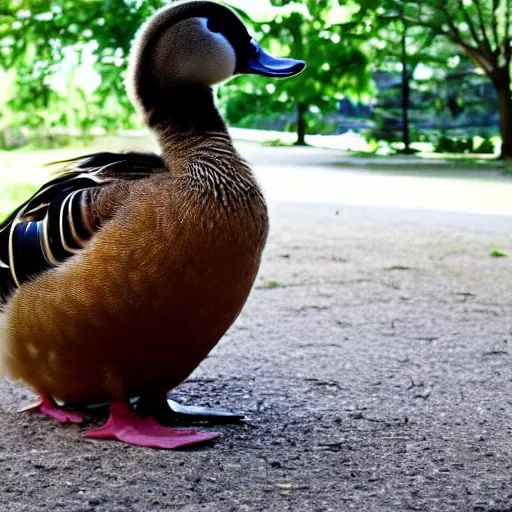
401,15,413,154
497,85,512,160
295,102,307,146
489,67,512,159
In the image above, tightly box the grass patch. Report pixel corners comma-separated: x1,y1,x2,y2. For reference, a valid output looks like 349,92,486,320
490,249,508,258
262,281,281,289
0,181,40,222
261,138,295,147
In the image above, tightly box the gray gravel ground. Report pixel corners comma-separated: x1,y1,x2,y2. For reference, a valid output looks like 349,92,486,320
1,152,512,511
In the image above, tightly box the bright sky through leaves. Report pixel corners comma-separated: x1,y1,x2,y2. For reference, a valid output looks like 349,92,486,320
224,0,274,20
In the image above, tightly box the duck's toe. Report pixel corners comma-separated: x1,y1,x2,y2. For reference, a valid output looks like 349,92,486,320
84,401,218,449
20,392,87,424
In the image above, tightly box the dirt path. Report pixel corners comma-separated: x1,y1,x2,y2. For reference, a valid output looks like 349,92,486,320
1,196,511,511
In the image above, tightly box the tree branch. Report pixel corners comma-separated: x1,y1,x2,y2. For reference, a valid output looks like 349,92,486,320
439,0,496,76
458,0,483,48
460,43,495,75
505,0,512,66
439,0,466,44
473,0,494,53
491,0,501,50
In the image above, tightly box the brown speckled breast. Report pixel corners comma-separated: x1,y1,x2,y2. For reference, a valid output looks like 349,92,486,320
2,175,268,404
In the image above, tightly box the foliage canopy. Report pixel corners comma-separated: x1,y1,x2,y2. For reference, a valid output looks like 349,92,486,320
357,0,512,157
0,0,509,156
0,0,163,134
224,0,373,144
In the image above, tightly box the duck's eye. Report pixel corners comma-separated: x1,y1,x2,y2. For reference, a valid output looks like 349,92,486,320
207,19,222,33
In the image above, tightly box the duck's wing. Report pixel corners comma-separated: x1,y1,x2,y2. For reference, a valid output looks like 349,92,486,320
0,151,166,307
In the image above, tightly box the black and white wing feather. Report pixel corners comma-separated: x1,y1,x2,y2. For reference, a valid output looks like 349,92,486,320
0,151,166,306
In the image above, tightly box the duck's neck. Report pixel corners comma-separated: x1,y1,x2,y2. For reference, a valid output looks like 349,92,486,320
144,84,234,169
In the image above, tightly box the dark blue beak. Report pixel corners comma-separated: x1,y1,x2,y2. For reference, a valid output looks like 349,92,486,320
243,39,305,78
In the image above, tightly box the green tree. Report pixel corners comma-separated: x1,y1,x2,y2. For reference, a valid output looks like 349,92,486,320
358,0,512,159
359,10,458,152
0,0,163,136
225,0,373,145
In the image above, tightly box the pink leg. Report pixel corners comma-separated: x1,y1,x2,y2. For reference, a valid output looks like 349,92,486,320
19,392,86,424
85,402,219,449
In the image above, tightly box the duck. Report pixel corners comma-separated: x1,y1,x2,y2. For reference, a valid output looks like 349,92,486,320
0,0,304,449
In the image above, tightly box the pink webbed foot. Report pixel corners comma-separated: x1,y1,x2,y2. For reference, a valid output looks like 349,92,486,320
85,402,219,449
20,392,86,424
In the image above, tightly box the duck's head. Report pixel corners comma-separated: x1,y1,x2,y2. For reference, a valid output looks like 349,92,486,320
128,0,305,119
